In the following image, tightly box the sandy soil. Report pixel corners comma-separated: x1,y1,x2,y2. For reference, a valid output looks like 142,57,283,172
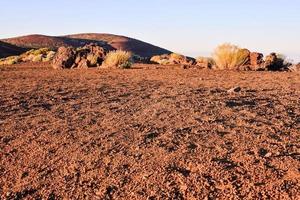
0,63,299,199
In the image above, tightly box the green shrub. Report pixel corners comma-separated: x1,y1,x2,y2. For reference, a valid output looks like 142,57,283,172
102,50,133,69
212,43,250,70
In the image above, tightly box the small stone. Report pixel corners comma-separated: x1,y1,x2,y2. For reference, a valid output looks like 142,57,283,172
227,86,241,93
181,64,189,69
264,152,272,158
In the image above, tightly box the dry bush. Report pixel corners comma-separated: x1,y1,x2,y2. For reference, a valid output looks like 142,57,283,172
102,50,132,69
87,54,99,67
212,43,250,70
196,56,215,68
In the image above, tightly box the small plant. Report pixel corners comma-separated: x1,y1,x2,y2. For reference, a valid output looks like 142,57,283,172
87,54,99,67
196,56,215,68
102,50,133,69
32,54,43,62
0,56,21,65
212,43,250,70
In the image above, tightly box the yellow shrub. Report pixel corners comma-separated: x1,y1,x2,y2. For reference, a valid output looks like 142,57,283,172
0,56,21,65
102,50,132,69
170,53,185,61
32,54,43,62
212,43,250,70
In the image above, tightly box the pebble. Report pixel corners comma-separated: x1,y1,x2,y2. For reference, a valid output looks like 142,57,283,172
227,86,242,93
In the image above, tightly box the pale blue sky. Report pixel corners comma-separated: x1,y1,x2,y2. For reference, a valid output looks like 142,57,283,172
1,0,299,61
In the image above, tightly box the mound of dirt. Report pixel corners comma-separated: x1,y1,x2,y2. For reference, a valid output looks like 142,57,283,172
0,63,299,199
0,41,27,58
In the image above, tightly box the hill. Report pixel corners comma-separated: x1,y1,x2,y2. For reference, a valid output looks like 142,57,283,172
1,34,114,51
65,33,171,57
1,33,172,58
0,41,27,58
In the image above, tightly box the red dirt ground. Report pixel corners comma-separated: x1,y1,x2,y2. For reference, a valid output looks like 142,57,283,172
0,63,299,199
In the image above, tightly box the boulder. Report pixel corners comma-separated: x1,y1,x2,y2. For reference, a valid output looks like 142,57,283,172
52,46,76,69
264,53,291,71
52,43,107,69
238,49,251,65
288,63,300,72
250,52,264,70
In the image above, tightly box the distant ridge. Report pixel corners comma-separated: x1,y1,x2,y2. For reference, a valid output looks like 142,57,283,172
1,33,171,58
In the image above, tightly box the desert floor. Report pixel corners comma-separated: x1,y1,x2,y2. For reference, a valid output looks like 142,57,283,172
0,63,300,199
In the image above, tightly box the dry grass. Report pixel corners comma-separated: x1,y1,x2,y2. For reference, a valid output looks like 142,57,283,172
102,50,133,69
212,43,250,70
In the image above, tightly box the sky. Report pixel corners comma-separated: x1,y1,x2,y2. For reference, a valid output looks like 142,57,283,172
1,0,300,61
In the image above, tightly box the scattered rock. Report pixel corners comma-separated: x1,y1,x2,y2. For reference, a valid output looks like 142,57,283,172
288,63,300,72
259,148,269,157
227,86,241,93
150,53,195,66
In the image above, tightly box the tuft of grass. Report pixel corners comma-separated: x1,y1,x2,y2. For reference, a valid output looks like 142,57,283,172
212,43,250,70
102,50,133,69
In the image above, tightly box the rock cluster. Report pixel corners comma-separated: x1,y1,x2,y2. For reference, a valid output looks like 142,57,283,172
236,51,290,71
150,50,294,71
150,53,195,66
52,44,107,69
0,48,55,66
